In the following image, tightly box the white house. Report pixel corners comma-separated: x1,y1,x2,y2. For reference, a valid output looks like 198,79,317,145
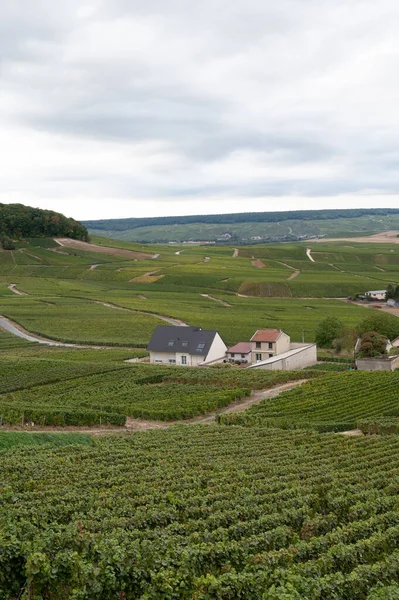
147,326,227,366
365,290,387,301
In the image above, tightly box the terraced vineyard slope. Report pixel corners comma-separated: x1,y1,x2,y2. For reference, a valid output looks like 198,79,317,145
220,371,399,432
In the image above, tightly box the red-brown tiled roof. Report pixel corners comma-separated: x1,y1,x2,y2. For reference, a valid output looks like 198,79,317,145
250,329,281,343
227,342,251,354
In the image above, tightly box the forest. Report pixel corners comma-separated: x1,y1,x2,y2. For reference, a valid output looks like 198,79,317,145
0,203,89,247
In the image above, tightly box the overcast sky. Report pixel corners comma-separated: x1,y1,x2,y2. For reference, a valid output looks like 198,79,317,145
1,0,399,221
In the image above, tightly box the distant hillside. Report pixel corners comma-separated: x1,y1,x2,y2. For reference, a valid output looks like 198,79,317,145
0,203,89,249
84,208,399,245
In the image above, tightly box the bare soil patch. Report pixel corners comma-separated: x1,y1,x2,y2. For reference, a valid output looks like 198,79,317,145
306,248,315,262
8,284,27,296
311,230,399,244
274,261,300,280
347,300,399,319
287,270,300,280
379,305,399,318
54,238,154,259
251,259,266,268
130,274,165,283
339,429,364,437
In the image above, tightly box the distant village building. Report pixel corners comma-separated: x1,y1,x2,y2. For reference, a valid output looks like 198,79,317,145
365,290,387,301
147,326,227,366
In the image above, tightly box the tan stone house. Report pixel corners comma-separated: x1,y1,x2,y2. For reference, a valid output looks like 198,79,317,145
250,329,291,363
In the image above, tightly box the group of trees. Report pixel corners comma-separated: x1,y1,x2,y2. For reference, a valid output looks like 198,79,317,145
385,284,399,302
315,312,399,358
0,204,89,249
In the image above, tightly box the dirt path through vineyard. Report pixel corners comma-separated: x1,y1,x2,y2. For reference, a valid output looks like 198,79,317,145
192,379,308,423
1,379,308,435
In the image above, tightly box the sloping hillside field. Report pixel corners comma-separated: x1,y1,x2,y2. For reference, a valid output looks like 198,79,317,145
0,339,314,425
220,371,399,432
84,207,399,243
2,236,399,347
2,232,399,597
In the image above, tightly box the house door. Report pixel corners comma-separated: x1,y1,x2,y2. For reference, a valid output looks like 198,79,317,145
181,356,187,365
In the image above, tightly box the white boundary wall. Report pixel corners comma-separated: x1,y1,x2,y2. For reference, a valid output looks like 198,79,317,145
248,343,317,371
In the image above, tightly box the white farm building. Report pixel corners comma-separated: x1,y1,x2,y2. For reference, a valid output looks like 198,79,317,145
147,326,227,366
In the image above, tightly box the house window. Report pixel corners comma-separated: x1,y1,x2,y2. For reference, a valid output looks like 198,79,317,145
256,353,262,361
268,342,273,349
256,342,261,349
168,340,175,347
181,356,187,365
197,343,206,352
269,354,273,358
168,359,176,364
182,341,188,347
230,353,235,358
241,354,246,358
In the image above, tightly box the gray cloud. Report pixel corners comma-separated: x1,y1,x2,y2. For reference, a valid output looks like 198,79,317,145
1,0,399,218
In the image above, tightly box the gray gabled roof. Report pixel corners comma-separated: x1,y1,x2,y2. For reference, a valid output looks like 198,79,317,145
147,326,218,356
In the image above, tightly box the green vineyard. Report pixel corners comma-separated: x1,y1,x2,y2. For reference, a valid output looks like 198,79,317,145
0,356,316,425
219,372,399,432
0,431,92,450
3,230,399,597
1,427,399,598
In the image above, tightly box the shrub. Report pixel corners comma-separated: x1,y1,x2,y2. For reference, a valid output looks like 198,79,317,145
315,317,344,348
357,331,388,358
